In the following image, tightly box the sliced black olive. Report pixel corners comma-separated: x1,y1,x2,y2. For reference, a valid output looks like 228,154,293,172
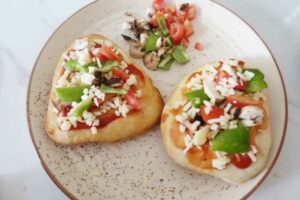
94,71,102,79
191,113,206,125
102,77,122,85
234,107,241,118
92,78,102,87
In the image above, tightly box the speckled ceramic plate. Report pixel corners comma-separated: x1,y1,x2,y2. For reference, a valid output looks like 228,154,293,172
27,0,287,199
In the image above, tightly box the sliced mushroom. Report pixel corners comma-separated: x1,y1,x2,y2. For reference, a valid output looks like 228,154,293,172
129,46,145,58
121,34,141,47
179,3,190,11
139,21,152,31
132,19,141,39
143,52,160,70
157,47,169,57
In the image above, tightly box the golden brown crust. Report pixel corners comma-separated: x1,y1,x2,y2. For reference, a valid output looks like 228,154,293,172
45,34,164,145
161,62,271,183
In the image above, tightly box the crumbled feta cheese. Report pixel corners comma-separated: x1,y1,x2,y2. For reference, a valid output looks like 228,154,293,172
212,156,230,170
81,73,95,85
248,151,257,162
175,115,185,123
210,124,219,131
187,107,200,119
52,107,59,114
243,70,255,81
76,48,91,66
241,119,256,127
88,67,98,74
221,64,236,77
204,79,223,103
239,106,263,124
91,126,97,135
92,119,100,126
146,7,155,16
191,121,201,131
94,98,99,107
119,102,130,117
126,74,137,86
61,120,71,131
179,124,186,133
229,120,238,129
208,118,221,124
251,145,258,154
183,101,192,112
224,103,232,113
57,70,70,87
193,126,209,146
135,89,142,97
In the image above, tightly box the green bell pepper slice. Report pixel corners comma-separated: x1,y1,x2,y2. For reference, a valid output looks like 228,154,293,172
55,86,87,103
71,98,93,118
184,89,210,108
172,45,190,64
211,126,250,154
64,60,98,72
100,84,127,95
144,34,160,53
157,55,174,70
157,15,169,36
243,68,268,93
101,61,119,73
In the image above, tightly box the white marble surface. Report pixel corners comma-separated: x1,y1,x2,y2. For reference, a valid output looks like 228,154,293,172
0,0,299,199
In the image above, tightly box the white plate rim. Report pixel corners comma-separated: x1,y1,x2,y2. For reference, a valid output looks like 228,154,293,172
26,0,288,199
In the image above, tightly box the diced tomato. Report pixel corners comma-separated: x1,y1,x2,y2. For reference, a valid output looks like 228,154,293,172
150,17,158,27
152,0,164,11
234,79,247,91
200,105,224,124
126,64,144,82
182,37,189,48
112,69,128,82
194,42,203,51
170,23,185,45
229,154,252,169
177,11,186,24
100,45,119,61
60,106,71,117
96,53,107,63
166,15,175,28
97,110,120,127
226,94,261,108
214,70,231,83
183,19,194,37
186,5,196,20
125,88,142,110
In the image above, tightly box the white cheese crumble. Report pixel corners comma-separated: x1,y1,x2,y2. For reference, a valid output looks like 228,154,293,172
135,89,142,97
61,120,71,131
239,106,263,126
140,33,148,45
81,73,95,85
204,79,223,103
126,74,137,86
91,126,97,135
183,101,192,112
193,126,209,146
248,151,257,162
212,156,230,170
179,124,186,133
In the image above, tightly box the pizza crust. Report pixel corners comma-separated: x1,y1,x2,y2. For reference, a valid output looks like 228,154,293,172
161,63,271,183
45,34,164,145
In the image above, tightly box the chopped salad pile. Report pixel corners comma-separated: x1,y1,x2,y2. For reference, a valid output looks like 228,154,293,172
121,0,197,70
171,59,268,170
53,38,143,134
